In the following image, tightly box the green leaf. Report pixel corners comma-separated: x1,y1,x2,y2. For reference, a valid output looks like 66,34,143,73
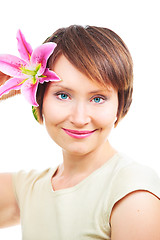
32,106,39,122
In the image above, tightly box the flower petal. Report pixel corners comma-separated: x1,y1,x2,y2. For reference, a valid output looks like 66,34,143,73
0,77,23,97
0,54,27,77
38,68,61,83
21,79,39,106
30,42,57,75
17,30,33,62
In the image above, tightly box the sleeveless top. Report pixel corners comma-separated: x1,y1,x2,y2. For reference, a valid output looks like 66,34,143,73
12,153,160,240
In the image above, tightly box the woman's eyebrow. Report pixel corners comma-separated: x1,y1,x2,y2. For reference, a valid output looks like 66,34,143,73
50,84,73,92
89,89,107,94
50,84,112,94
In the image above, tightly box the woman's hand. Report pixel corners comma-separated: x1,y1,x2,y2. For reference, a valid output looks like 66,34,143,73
0,71,20,100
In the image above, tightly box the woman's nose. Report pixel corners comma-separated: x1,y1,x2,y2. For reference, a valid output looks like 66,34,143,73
69,101,91,127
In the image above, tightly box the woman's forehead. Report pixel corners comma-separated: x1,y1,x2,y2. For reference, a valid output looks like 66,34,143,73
50,55,116,93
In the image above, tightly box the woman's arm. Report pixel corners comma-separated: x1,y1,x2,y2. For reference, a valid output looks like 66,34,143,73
0,173,20,228
110,190,160,240
0,73,21,228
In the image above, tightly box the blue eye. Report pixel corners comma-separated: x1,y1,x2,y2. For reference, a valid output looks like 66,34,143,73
55,92,70,100
93,97,101,103
91,96,106,104
60,93,68,99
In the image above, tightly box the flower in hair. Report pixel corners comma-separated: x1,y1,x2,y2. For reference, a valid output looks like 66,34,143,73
0,30,60,106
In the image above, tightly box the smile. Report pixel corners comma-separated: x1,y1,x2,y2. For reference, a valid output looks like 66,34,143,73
62,128,97,139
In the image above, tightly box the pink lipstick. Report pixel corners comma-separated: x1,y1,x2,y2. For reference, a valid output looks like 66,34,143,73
62,128,96,139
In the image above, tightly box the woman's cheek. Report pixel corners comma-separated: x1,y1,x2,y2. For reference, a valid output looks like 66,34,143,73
93,107,117,127
44,103,68,125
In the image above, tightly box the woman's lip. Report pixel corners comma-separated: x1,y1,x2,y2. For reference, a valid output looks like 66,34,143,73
63,128,96,134
62,128,97,139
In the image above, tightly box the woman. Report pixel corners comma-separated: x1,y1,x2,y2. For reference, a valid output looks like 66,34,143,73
0,25,159,240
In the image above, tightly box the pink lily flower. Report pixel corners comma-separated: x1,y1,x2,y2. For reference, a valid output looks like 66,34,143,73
0,30,60,106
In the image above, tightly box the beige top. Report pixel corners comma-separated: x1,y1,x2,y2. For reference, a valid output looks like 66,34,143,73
12,153,160,240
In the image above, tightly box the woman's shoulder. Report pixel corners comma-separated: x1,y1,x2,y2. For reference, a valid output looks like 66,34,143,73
12,167,57,200
12,167,56,184
108,152,160,207
110,188,160,239
116,152,159,179
112,152,160,179
109,153,160,239
103,153,160,234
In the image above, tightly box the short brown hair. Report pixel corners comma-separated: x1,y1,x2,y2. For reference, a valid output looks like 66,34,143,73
36,25,133,126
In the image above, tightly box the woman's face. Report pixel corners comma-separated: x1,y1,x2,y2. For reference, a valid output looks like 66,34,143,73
42,55,118,156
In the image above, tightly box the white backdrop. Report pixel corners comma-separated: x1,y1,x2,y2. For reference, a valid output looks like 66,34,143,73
0,0,160,238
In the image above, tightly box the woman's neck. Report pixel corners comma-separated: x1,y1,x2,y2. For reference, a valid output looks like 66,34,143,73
60,141,117,178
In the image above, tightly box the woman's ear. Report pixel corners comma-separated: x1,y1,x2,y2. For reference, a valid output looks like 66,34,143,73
0,71,21,100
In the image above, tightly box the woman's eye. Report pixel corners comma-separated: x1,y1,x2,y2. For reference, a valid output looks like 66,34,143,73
91,96,106,104
93,97,102,103
60,94,68,99
56,93,70,100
